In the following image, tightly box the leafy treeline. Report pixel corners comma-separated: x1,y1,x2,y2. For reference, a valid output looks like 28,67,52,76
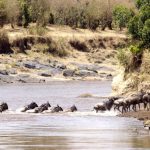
0,0,135,30
128,0,150,48
117,0,150,72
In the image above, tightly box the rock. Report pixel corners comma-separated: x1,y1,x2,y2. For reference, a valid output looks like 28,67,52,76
7,69,17,75
38,71,52,77
56,64,66,70
63,69,75,77
0,70,8,75
23,61,37,69
0,74,14,83
75,70,97,77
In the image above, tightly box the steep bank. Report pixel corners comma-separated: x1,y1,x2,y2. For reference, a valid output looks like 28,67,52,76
0,25,128,84
112,50,150,95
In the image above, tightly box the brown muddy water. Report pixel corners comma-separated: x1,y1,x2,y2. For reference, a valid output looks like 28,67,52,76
0,81,150,150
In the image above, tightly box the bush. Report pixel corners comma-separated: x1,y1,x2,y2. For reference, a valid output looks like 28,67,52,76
128,1,150,48
128,15,140,39
129,45,141,54
142,19,150,47
113,5,133,30
28,26,47,36
43,38,68,57
117,48,132,71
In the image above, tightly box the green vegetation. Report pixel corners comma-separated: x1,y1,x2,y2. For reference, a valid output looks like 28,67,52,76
117,0,150,72
113,5,134,30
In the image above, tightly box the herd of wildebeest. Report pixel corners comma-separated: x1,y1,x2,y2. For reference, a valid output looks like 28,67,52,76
0,91,150,114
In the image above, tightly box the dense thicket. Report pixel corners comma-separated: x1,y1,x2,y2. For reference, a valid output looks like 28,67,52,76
0,0,135,30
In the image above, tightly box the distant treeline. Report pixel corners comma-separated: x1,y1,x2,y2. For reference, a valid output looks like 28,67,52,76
0,0,135,30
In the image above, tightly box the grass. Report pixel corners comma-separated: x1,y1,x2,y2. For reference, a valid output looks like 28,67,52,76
28,26,47,36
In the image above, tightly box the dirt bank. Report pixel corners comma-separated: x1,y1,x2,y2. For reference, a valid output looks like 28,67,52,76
0,25,128,84
119,110,150,121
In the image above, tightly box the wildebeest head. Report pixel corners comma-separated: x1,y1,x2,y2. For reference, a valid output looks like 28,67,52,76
0,102,8,112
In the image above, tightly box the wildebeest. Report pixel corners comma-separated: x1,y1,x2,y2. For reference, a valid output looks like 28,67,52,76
143,93,150,110
113,98,127,113
93,97,116,113
49,105,63,113
64,105,78,112
93,96,120,112
93,102,107,113
27,102,51,113
19,102,38,112
0,102,8,113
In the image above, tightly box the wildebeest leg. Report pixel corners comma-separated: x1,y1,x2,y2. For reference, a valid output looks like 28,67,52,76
132,104,136,112
138,103,140,110
144,102,147,110
114,105,117,111
118,106,122,113
96,109,98,113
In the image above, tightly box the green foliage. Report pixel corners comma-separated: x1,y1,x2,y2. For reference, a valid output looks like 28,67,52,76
129,45,141,54
128,1,150,48
142,19,150,47
136,0,150,9
128,15,139,38
113,5,133,30
19,0,30,27
117,48,132,70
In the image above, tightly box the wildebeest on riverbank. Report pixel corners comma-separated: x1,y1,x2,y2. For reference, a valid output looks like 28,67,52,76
93,91,150,114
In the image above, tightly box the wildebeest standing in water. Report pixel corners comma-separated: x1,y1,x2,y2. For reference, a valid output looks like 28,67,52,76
93,96,120,113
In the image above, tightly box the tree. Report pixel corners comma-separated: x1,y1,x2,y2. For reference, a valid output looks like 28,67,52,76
4,0,20,28
30,0,50,27
142,19,150,47
136,0,150,9
0,0,6,27
113,5,133,30
18,0,30,27
128,1,150,47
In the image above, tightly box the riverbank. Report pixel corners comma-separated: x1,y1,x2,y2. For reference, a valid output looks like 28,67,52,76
0,25,128,84
119,110,150,121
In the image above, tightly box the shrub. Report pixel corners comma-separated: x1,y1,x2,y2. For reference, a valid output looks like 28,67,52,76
142,19,150,47
128,15,140,39
129,45,141,54
28,26,47,36
0,30,12,54
43,38,68,57
113,5,133,30
117,48,132,71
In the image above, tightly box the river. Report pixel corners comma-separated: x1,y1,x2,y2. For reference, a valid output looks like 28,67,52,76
0,81,150,150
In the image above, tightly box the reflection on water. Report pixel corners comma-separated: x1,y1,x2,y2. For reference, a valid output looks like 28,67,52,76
0,81,150,150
